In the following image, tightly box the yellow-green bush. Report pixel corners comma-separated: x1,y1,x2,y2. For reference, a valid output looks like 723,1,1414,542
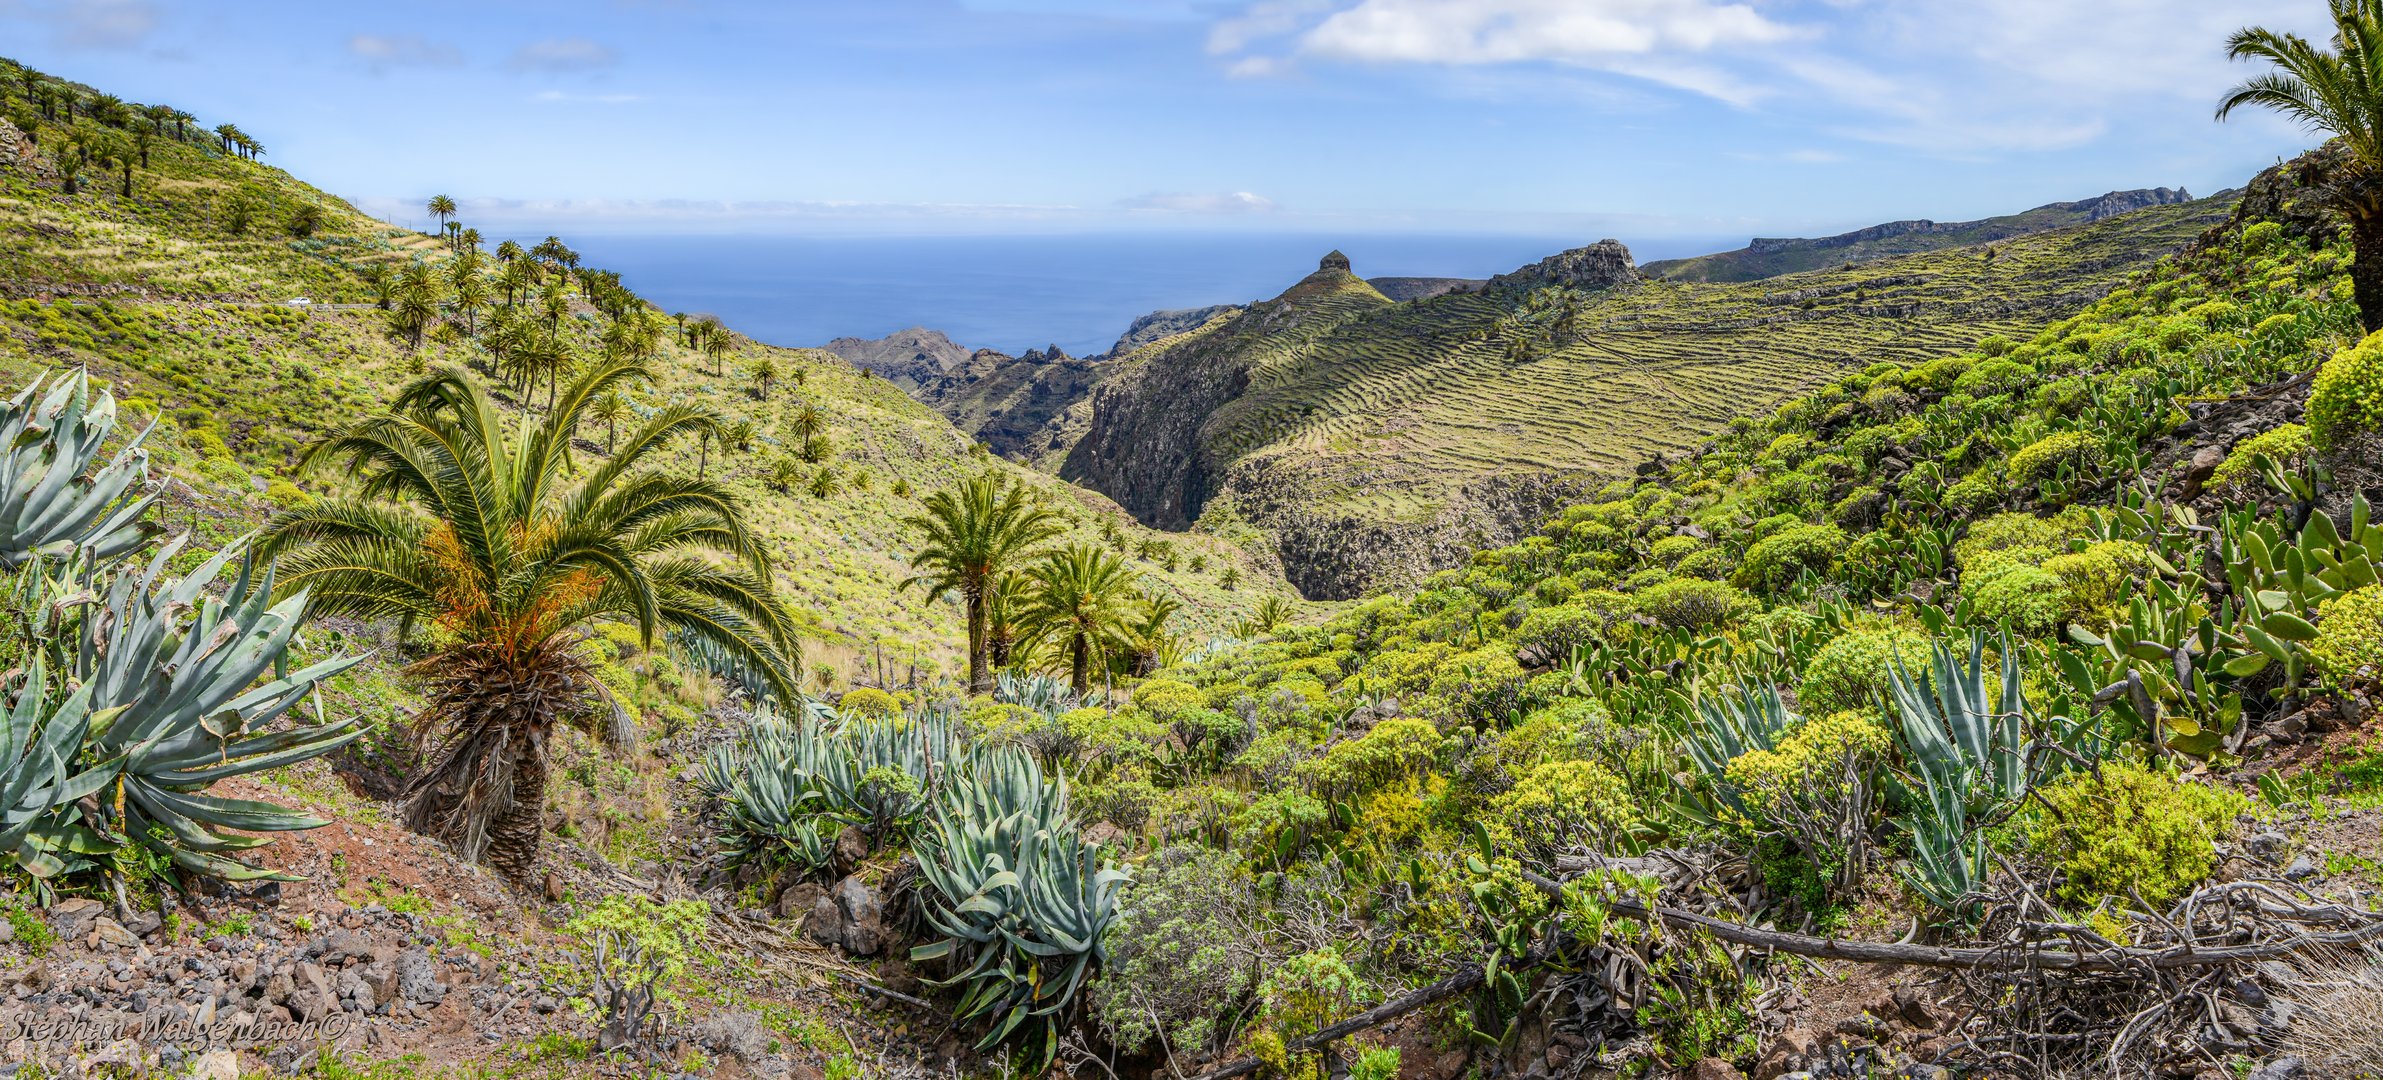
1132,678,1207,717
1722,710,1892,818
2006,430,2103,486
1636,579,1758,630
1966,558,2070,635
1798,626,1932,715
1296,718,1446,798
2027,760,2246,908
2310,584,2383,689
1733,523,1847,591
2309,331,2383,453
839,687,899,718
2209,423,2313,501
1486,759,1635,856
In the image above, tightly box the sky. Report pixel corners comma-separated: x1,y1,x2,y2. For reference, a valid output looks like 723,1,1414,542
0,0,2335,243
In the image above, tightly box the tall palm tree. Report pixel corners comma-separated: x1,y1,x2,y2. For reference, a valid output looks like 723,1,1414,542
390,261,440,350
2222,0,2383,331
588,390,630,453
983,570,1029,671
788,401,826,443
427,194,457,236
747,354,778,400
901,474,1062,693
1019,544,1142,695
259,361,798,880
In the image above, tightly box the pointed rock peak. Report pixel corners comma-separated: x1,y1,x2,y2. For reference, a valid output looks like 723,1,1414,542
1492,239,1638,292
1319,250,1352,273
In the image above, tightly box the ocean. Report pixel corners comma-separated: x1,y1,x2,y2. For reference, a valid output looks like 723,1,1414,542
520,232,1739,357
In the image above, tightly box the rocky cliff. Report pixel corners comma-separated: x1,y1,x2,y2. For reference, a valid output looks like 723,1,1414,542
820,326,974,389
1060,252,1390,531
1488,238,1640,292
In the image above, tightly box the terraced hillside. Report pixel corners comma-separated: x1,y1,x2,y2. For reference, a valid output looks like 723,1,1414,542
1643,186,2199,282
1058,195,2234,598
0,76,1298,682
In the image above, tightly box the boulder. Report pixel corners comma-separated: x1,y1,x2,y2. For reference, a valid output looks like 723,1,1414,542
394,946,446,1005
694,1010,772,1063
831,875,886,957
92,918,142,950
2246,1057,2307,1080
48,897,105,941
1755,1028,1818,1080
833,825,870,874
1891,987,1942,1032
776,881,825,922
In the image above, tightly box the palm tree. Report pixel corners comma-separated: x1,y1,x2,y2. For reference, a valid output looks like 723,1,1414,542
747,354,778,400
390,261,440,350
2221,1,2383,331
427,194,457,236
588,390,630,453
723,418,758,453
1019,544,1142,694
766,456,803,492
1126,589,1181,676
901,474,1063,693
788,402,826,443
983,570,1029,671
258,362,798,881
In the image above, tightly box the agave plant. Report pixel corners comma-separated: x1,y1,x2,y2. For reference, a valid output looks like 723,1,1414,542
0,370,160,568
70,536,370,880
1884,634,2035,919
0,665,114,878
1682,680,1796,820
701,714,837,875
912,749,1128,1070
992,671,1076,717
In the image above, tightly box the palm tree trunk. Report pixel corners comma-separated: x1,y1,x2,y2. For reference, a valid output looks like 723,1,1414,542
2354,210,2383,336
965,586,990,694
1070,635,1090,695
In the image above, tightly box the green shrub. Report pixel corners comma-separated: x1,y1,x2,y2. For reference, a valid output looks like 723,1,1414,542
2311,585,2383,690
1941,471,2000,513
1671,547,1733,580
1733,523,1847,591
1296,718,1446,798
2027,760,2246,908
2308,332,2383,454
1954,511,2079,569
2209,423,2313,501
2006,430,2103,487
838,688,898,718
1798,626,1932,714
1092,846,1259,1054
1966,558,2069,634
1636,579,1758,630
1648,535,1704,567
1514,591,1631,661
1486,759,1635,856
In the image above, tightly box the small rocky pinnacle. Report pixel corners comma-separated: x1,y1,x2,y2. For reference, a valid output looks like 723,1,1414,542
1318,250,1351,273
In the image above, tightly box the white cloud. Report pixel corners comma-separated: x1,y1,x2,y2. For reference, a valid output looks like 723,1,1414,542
1206,0,2338,156
347,34,464,72
531,90,646,105
1118,191,1279,213
52,0,158,49
508,37,620,73
1297,0,1803,64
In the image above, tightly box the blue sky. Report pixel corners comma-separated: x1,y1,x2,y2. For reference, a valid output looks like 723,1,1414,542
0,0,2332,243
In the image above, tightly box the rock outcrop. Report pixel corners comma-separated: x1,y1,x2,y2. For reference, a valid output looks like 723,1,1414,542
1061,252,1389,531
1098,304,1240,359
1489,239,1639,292
820,326,974,389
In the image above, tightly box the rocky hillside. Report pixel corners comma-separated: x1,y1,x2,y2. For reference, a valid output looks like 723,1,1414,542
818,326,973,389
1645,187,2198,282
1046,197,2231,599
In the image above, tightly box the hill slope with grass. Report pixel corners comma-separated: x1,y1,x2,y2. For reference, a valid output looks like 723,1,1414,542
0,64,1300,686
1043,195,2232,600
1642,186,2201,282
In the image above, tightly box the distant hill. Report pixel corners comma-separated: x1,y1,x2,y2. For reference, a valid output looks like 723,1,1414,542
820,326,975,389
1368,277,1486,301
1644,188,2198,282
1099,304,1241,359
1045,198,2232,598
